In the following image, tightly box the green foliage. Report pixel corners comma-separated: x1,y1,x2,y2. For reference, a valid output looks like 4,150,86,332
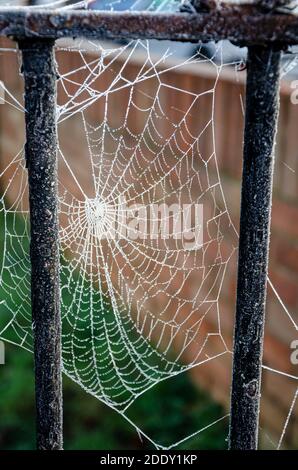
0,343,227,450
0,208,227,450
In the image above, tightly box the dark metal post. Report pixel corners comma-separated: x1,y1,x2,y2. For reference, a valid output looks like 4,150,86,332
229,46,281,450
19,39,63,450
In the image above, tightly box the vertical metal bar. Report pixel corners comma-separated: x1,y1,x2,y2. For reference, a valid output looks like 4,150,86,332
19,39,63,450
229,46,281,450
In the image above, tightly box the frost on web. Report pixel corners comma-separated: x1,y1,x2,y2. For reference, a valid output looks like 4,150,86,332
90,0,180,12
0,39,236,447
56,41,237,414
0,34,297,449
0,0,181,12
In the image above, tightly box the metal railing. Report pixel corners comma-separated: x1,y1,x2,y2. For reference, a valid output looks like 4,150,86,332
0,0,295,450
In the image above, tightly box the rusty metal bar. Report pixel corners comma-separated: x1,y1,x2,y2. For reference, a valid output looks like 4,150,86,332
0,6,298,45
20,38,63,450
229,46,281,450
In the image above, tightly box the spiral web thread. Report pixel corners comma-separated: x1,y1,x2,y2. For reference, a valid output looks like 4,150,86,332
0,1,297,450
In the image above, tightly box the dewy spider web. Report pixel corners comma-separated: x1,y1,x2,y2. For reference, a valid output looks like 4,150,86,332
1,39,236,447
0,0,180,11
0,27,297,448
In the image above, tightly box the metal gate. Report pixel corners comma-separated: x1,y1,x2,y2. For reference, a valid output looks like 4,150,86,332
0,0,296,450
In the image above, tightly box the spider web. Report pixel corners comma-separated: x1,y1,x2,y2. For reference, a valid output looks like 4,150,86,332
0,0,180,12
0,39,235,447
0,14,297,448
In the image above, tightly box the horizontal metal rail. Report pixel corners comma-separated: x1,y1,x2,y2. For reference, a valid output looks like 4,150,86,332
0,6,298,44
